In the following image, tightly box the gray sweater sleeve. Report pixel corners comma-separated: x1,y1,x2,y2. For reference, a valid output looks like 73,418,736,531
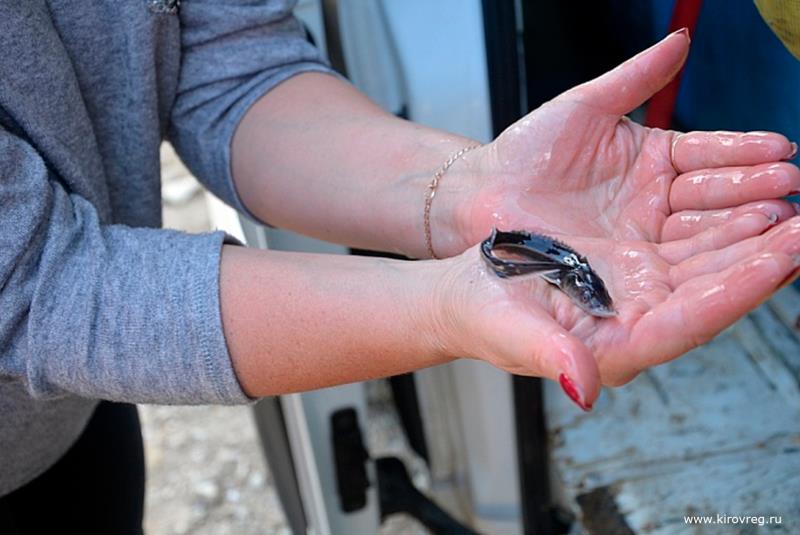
0,130,249,405
169,0,335,219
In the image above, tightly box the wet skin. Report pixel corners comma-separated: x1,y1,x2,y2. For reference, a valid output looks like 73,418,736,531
441,214,800,408
447,31,799,255
424,31,800,410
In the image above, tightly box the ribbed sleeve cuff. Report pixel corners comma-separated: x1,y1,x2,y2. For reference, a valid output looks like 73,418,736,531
190,231,254,404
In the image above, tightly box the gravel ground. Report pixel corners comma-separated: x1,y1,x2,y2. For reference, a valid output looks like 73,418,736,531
146,145,429,534
145,145,289,534
140,383,428,535
140,405,289,535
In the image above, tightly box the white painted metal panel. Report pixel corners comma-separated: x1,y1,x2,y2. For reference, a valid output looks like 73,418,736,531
450,360,522,535
380,0,493,143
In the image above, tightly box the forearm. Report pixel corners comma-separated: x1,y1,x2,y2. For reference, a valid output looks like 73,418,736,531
220,245,454,397
230,72,478,258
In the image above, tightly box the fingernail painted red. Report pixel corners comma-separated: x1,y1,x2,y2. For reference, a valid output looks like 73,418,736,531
559,373,592,412
788,190,800,196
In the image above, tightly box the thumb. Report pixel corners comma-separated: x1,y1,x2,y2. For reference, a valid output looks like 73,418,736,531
501,311,601,411
561,28,690,117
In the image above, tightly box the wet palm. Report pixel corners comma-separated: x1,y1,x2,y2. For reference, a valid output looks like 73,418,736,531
444,215,800,409
456,31,798,252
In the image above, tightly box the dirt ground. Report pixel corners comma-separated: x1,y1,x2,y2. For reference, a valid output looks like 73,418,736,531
144,145,289,534
144,145,428,534
140,404,290,535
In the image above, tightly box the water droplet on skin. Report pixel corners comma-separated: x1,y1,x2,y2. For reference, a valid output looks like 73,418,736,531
750,167,788,193
700,285,725,299
689,174,705,185
737,132,785,153
714,209,734,221
685,137,701,146
716,133,735,147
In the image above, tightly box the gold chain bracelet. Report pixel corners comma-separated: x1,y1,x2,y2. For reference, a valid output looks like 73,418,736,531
424,145,480,259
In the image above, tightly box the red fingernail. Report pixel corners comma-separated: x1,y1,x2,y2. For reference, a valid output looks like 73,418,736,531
788,190,800,196
559,373,592,412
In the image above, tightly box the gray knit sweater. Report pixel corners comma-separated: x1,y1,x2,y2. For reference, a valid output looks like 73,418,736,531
0,0,331,495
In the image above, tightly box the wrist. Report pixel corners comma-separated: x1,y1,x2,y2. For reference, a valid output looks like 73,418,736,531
426,145,484,259
386,133,481,259
410,255,475,361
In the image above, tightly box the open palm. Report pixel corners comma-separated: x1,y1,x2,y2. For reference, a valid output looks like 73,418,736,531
455,31,798,254
445,214,800,410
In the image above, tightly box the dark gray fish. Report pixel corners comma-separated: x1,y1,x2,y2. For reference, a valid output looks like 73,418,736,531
480,228,616,318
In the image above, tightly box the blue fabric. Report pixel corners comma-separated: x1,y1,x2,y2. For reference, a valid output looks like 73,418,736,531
638,1,800,289
660,1,800,140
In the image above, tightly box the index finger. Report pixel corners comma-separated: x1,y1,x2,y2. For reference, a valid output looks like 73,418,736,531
671,131,796,174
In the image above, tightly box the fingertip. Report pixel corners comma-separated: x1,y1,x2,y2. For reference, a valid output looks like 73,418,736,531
785,142,798,161
765,253,799,294
732,210,772,227
666,27,691,49
736,252,794,290
563,29,690,117
559,373,593,412
551,333,601,410
778,265,800,290
638,30,690,91
659,211,777,265
724,212,776,241
753,132,792,162
751,131,795,161
762,251,794,274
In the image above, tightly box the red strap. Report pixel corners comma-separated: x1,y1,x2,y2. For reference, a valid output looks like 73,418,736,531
644,0,704,129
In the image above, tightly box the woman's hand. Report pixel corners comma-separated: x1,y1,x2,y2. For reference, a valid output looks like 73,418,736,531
434,214,800,410
437,30,799,258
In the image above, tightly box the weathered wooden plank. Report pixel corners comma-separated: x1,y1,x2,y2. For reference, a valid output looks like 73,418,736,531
546,287,800,533
733,314,800,411
763,290,800,382
614,437,799,534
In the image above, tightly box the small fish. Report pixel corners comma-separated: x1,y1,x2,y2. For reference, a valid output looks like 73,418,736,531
480,228,617,318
